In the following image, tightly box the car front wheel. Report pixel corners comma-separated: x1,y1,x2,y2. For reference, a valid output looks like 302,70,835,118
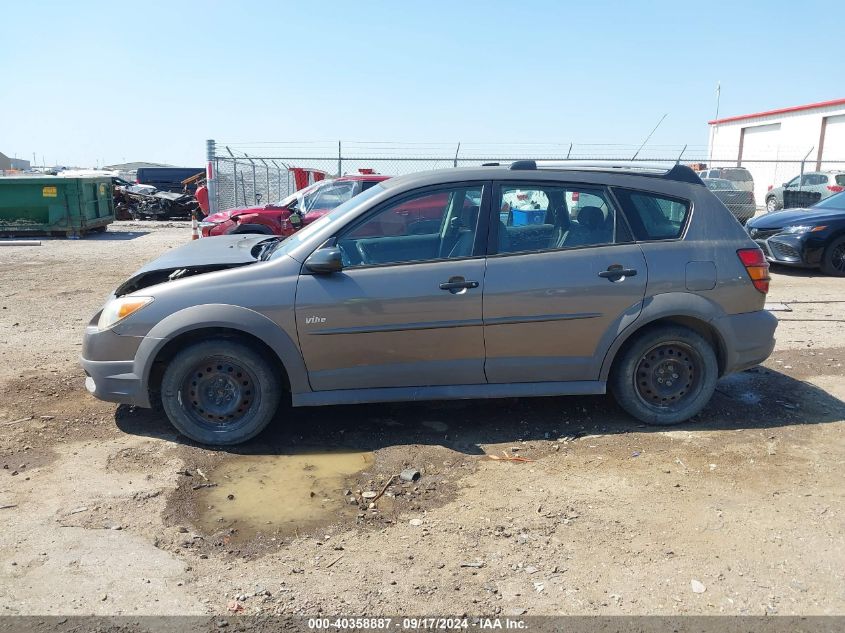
821,235,845,277
160,339,281,445
610,326,718,426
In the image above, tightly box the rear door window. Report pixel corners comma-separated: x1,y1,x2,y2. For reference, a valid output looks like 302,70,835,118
612,189,691,241
494,183,631,254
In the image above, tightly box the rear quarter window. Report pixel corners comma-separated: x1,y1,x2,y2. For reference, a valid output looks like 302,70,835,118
612,188,691,241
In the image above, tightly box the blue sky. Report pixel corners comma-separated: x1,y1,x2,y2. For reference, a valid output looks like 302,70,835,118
0,0,840,167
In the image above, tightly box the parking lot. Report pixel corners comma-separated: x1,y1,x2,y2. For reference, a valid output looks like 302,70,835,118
1,221,844,617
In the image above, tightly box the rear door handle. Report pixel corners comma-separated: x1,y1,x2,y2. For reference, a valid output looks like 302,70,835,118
598,265,638,281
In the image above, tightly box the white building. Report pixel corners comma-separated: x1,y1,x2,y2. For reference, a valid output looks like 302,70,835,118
707,98,845,204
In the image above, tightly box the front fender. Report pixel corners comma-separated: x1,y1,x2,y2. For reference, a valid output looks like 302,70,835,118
233,213,280,232
598,292,729,381
134,303,309,400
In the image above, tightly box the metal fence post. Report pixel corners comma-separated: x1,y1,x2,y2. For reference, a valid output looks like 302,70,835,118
244,153,259,204
337,140,342,177
206,139,219,215
259,158,271,203
226,146,238,209
453,142,461,168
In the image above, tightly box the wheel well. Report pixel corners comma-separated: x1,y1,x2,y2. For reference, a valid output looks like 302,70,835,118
611,316,727,376
147,327,290,399
824,229,845,249
232,224,273,235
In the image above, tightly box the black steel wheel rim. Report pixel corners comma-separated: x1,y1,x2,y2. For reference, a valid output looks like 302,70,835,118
830,242,845,272
179,356,260,430
634,342,702,409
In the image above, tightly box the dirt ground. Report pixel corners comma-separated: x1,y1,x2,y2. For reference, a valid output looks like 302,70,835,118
0,222,843,617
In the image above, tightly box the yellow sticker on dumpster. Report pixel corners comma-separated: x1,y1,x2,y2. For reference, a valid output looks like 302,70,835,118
99,184,106,195
42,186,57,198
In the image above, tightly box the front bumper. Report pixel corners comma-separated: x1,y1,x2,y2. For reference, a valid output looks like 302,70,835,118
80,324,154,408
81,358,147,407
751,233,825,268
716,310,777,375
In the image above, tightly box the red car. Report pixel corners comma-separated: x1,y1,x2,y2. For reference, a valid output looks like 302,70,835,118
199,174,391,238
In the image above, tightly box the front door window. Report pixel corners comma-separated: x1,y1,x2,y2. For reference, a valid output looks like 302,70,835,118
337,186,484,267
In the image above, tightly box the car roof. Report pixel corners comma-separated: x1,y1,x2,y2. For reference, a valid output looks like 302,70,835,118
380,161,703,191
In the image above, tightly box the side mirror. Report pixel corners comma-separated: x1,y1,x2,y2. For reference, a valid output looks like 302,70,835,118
305,248,343,274
782,182,790,188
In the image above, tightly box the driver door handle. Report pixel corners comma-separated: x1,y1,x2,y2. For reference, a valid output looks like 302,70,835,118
439,277,479,292
598,265,638,281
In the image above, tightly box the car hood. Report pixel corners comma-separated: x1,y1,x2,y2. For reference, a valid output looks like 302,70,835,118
748,207,844,229
205,205,285,223
114,234,275,296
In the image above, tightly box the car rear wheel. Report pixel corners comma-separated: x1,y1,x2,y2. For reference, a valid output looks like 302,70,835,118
160,340,281,445
766,196,780,213
821,236,845,277
610,326,718,426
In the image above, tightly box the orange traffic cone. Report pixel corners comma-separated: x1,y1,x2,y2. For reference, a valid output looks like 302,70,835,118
191,212,199,240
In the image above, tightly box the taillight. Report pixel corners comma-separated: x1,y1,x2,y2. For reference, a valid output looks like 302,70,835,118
737,248,770,294
827,185,844,193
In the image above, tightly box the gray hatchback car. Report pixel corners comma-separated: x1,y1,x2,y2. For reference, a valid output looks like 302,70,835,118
81,162,777,445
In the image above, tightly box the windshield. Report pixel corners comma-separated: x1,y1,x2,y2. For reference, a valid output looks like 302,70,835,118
267,184,386,260
303,181,358,213
812,191,845,210
272,181,323,207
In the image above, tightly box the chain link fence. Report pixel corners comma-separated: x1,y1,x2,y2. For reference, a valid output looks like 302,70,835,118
206,141,845,214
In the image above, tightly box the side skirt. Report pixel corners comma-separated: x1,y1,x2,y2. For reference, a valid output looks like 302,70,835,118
292,380,606,407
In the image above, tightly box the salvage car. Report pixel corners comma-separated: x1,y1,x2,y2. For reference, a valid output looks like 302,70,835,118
81,162,776,445
702,178,756,224
199,174,390,238
746,190,845,276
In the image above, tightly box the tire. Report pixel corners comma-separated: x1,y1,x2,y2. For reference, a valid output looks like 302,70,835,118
160,339,281,445
766,196,780,213
821,235,845,277
609,325,718,426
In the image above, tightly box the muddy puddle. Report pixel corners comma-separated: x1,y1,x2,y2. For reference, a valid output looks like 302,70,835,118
195,450,374,539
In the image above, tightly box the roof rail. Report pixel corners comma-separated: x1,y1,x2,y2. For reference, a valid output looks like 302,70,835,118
524,160,703,185
509,160,537,170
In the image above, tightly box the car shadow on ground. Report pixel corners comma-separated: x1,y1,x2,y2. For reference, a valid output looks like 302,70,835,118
770,264,828,279
86,230,150,241
115,366,845,457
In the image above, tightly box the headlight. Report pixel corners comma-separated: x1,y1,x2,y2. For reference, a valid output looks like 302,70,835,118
781,225,827,235
98,296,154,331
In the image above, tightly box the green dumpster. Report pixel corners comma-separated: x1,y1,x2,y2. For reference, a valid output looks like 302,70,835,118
0,177,115,238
